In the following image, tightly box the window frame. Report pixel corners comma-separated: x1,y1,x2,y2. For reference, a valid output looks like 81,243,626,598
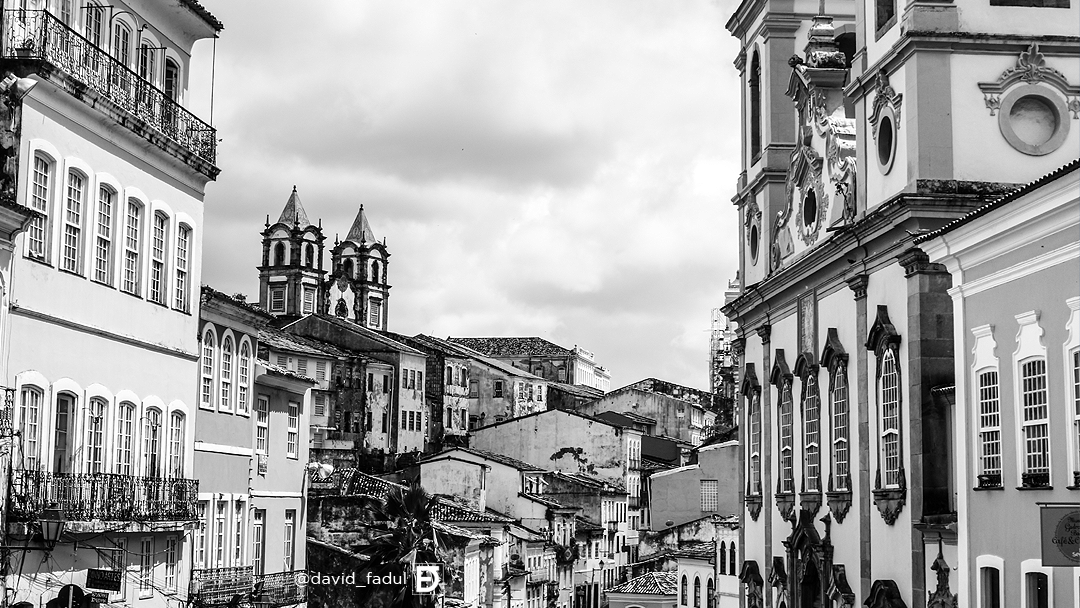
877,347,903,489
115,400,136,475
60,170,86,275
148,211,169,304
200,328,216,410
269,286,286,313
143,406,163,478
287,401,299,459
830,364,850,491
700,479,719,512
174,224,191,311
92,185,115,285
27,154,54,262
778,380,795,494
219,334,234,412
138,536,153,598
975,555,1004,608
1014,311,1050,488
18,385,43,471
168,411,185,478
122,198,143,295
255,395,269,454
802,371,822,492
85,397,106,474
237,339,251,415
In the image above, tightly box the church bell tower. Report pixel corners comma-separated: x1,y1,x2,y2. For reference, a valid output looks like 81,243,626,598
258,187,326,321
326,205,391,331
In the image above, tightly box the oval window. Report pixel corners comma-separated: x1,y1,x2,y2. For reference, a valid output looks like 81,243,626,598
877,115,894,169
749,224,759,264
1009,95,1057,148
803,190,818,229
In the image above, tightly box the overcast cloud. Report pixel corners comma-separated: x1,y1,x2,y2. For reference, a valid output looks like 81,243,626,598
192,0,742,391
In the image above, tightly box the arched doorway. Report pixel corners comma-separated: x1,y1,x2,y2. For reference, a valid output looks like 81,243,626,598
800,561,822,608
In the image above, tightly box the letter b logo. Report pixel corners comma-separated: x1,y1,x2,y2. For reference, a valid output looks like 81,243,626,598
414,564,441,594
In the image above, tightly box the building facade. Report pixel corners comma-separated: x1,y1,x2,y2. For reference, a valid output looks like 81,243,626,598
450,336,611,392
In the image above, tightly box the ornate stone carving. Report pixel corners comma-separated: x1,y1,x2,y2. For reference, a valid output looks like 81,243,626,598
927,545,958,608
845,274,868,300
872,475,908,526
978,42,1080,117
776,486,796,521
756,324,772,343
739,561,765,608
826,565,856,608
869,70,902,135
898,248,947,277
746,494,763,521
800,491,823,516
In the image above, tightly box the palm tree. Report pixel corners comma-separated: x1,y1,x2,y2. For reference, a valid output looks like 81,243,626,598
352,480,455,608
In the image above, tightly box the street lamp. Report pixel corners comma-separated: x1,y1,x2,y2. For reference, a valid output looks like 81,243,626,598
37,507,65,551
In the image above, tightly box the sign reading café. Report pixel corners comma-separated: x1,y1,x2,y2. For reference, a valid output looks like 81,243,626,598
1041,506,1080,566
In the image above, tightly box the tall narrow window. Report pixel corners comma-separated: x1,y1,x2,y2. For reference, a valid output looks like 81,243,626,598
707,579,715,608
803,374,821,492
880,350,901,488
1021,359,1050,484
779,382,794,493
168,412,184,477
1072,349,1080,482
238,341,251,414
194,502,207,568
174,225,190,311
1025,572,1049,608
978,370,1002,485
220,336,233,410
233,502,244,563
138,43,156,84
85,398,105,474
18,387,41,470
283,510,296,571
27,155,52,260
59,0,73,25
143,408,162,478
214,501,226,567
287,402,299,458
93,186,114,284
62,171,85,273
980,566,1001,608
53,393,75,474
694,576,701,608
138,537,153,597
368,298,383,327
729,542,736,575
749,51,761,160
112,21,131,67
303,285,316,314
831,367,850,490
876,0,896,33
748,392,761,493
719,542,727,575
201,330,215,408
252,509,265,575
681,575,688,605
270,287,285,312
256,396,269,453
122,200,142,294
115,401,135,475
149,213,168,303
164,535,178,592
163,59,179,102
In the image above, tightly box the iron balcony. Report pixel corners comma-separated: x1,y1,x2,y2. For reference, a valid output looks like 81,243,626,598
190,567,309,607
1,9,217,168
8,470,199,523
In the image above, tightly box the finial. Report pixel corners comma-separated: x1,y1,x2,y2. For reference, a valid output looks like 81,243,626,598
292,185,297,193
819,0,825,15
265,214,269,227
318,218,322,228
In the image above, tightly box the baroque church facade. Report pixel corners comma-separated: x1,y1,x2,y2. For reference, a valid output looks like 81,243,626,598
722,0,1078,604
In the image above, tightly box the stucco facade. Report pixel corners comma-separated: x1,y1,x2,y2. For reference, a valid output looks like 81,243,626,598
649,441,740,530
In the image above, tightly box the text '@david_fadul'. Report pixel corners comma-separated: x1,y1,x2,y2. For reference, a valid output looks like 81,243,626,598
296,565,443,594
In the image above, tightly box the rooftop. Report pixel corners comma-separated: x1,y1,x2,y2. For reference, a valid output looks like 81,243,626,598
334,469,513,524
181,0,224,31
449,337,572,358
260,327,344,359
549,382,606,399
257,359,315,385
606,571,678,595
423,447,546,473
403,334,545,380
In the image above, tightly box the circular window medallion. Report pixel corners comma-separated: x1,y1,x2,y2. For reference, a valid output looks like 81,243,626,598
998,85,1069,156
749,224,760,264
803,190,818,230
874,109,897,174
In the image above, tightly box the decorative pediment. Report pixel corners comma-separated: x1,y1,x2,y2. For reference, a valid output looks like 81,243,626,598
793,352,818,380
869,70,903,134
827,565,856,607
741,363,761,396
820,328,849,373
865,305,901,356
739,559,765,589
978,42,1080,118
768,557,788,589
865,580,908,608
770,350,793,386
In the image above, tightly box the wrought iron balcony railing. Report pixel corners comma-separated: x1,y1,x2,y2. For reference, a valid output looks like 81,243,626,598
8,470,199,522
254,570,308,607
0,387,13,436
191,566,255,606
528,567,552,584
1,10,217,166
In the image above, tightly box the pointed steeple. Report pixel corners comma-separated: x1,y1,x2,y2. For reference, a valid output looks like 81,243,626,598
277,185,311,226
345,204,377,243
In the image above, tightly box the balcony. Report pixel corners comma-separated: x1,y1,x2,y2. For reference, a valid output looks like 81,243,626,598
528,568,552,585
191,566,254,606
8,470,199,523
1,10,217,170
254,570,308,607
0,387,13,436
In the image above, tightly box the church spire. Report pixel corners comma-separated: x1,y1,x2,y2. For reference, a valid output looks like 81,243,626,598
277,185,311,226
345,204,377,243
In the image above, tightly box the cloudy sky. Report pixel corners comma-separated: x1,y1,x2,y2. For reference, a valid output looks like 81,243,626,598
191,0,743,391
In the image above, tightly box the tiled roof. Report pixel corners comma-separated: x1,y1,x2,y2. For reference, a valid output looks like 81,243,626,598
337,470,512,524
606,571,678,595
915,159,1080,244
574,516,603,532
283,314,425,356
276,186,310,226
260,327,339,358
548,382,605,399
345,205,378,244
425,447,545,472
449,337,572,358
257,359,315,384
520,493,568,509
410,335,548,380
180,0,223,31
201,285,272,319
639,458,674,472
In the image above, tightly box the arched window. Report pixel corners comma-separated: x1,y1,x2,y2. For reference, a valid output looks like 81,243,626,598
274,242,286,266
779,381,794,493
445,365,452,386
220,336,234,411
693,576,701,607
163,59,180,102
85,397,106,474
880,349,901,488
371,260,380,284
306,243,315,269
1020,357,1049,484
342,259,354,278
93,185,115,284
175,224,191,311
832,365,850,490
749,391,761,494
61,170,86,274
681,575,688,606
803,374,821,492
719,541,727,575
138,42,156,84
18,386,42,470
707,578,715,608
238,341,251,414
27,154,54,261
122,198,143,294
115,401,136,475
53,392,77,474
201,329,215,408
729,542,737,575
168,412,185,477
749,50,761,159
144,407,163,477
111,21,131,66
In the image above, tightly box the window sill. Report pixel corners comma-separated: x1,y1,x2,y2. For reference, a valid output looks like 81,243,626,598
120,288,144,300
58,267,87,280
1016,485,1054,491
91,278,117,290
874,15,897,41
972,485,1004,491
24,254,53,268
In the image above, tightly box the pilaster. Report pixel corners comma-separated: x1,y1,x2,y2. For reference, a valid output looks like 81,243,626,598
846,273,872,591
